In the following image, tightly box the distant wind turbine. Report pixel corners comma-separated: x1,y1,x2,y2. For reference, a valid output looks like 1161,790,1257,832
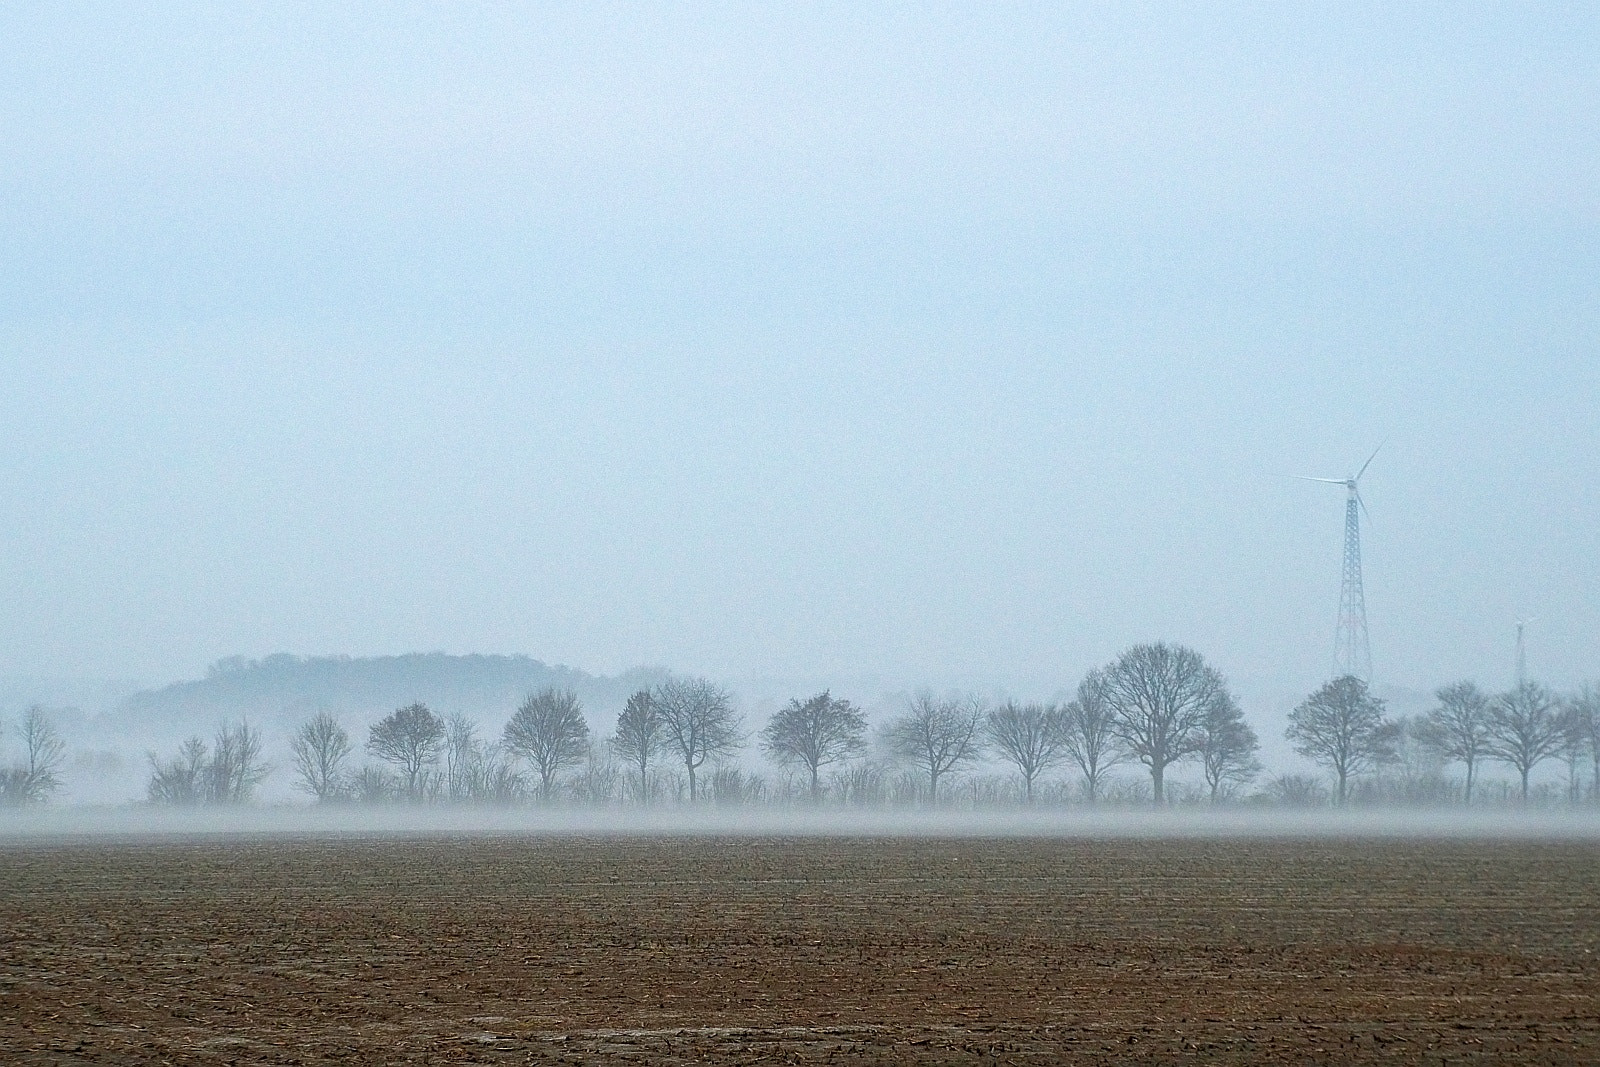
1514,617,1536,687
1296,444,1382,683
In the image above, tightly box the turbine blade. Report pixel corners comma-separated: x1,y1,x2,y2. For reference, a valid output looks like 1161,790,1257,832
1358,490,1373,529
1288,476,1348,484
1355,440,1385,482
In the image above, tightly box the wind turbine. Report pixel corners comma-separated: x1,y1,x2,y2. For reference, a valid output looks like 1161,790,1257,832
1297,444,1382,683
1514,617,1536,688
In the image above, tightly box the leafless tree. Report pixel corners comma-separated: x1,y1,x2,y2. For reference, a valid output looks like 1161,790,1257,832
290,711,352,802
653,676,742,802
883,691,984,804
443,712,485,802
761,691,868,802
1,707,68,805
205,721,271,803
1374,715,1453,805
1059,669,1123,803
1198,694,1260,803
611,689,661,804
1486,681,1564,801
1102,643,1229,803
1566,684,1600,802
503,688,591,802
147,737,211,805
1556,704,1588,803
1286,675,1392,805
367,703,446,800
983,701,1065,804
1421,681,1492,803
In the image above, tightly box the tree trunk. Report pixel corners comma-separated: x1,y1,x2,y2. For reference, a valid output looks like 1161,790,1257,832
1520,766,1530,802
1024,773,1034,805
687,764,697,802
809,766,821,804
1336,767,1348,806
1464,758,1475,804
1150,762,1164,805
929,767,940,806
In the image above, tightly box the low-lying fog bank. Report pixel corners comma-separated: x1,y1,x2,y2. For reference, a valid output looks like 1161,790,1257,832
4,804,1600,842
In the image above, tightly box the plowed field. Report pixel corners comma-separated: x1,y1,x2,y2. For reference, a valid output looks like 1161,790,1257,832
3,835,1598,1064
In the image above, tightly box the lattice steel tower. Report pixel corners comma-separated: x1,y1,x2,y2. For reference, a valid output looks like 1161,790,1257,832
1334,483,1371,682
1300,446,1380,682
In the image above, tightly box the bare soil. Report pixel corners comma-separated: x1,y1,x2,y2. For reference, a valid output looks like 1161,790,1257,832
2,835,1597,1064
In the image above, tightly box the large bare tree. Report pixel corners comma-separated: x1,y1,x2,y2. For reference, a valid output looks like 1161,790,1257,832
503,688,591,802
1421,681,1493,803
883,691,984,804
1486,681,1564,801
1286,675,1391,805
1059,669,1123,804
368,703,445,800
983,701,1065,804
290,711,351,802
653,677,742,802
1102,643,1229,803
761,691,868,802
1197,694,1260,803
612,689,662,804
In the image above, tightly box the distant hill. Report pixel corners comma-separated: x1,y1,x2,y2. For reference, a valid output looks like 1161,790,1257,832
117,653,668,732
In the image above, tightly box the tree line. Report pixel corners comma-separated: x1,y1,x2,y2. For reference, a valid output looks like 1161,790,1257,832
8,641,1598,810
1288,675,1600,805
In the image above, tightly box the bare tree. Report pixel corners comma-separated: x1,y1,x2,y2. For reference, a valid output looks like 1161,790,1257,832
761,691,868,802
1198,694,1260,803
1566,684,1600,802
443,712,485,802
883,691,984,804
653,677,742,802
1102,643,1230,803
611,689,662,804
1556,704,1588,803
367,703,446,800
1421,681,1493,803
205,721,271,803
1,707,68,806
147,737,210,805
983,701,1065,804
1486,681,1564,801
1059,669,1123,804
503,688,591,802
1286,675,1392,805
290,711,352,802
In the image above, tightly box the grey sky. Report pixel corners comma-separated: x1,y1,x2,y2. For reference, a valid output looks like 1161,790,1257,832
2,4,1596,710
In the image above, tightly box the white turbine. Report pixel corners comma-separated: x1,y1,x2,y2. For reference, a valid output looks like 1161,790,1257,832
1296,444,1382,682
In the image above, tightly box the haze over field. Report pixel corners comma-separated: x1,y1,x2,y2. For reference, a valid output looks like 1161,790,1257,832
2,6,1597,761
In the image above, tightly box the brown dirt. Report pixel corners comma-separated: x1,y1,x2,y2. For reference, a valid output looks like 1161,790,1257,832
2,834,1597,1064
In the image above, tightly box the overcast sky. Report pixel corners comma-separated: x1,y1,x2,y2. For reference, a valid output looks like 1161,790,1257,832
2,4,1596,711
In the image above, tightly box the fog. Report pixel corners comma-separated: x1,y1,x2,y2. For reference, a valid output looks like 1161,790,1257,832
6,801,1600,846
2,7,1597,815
